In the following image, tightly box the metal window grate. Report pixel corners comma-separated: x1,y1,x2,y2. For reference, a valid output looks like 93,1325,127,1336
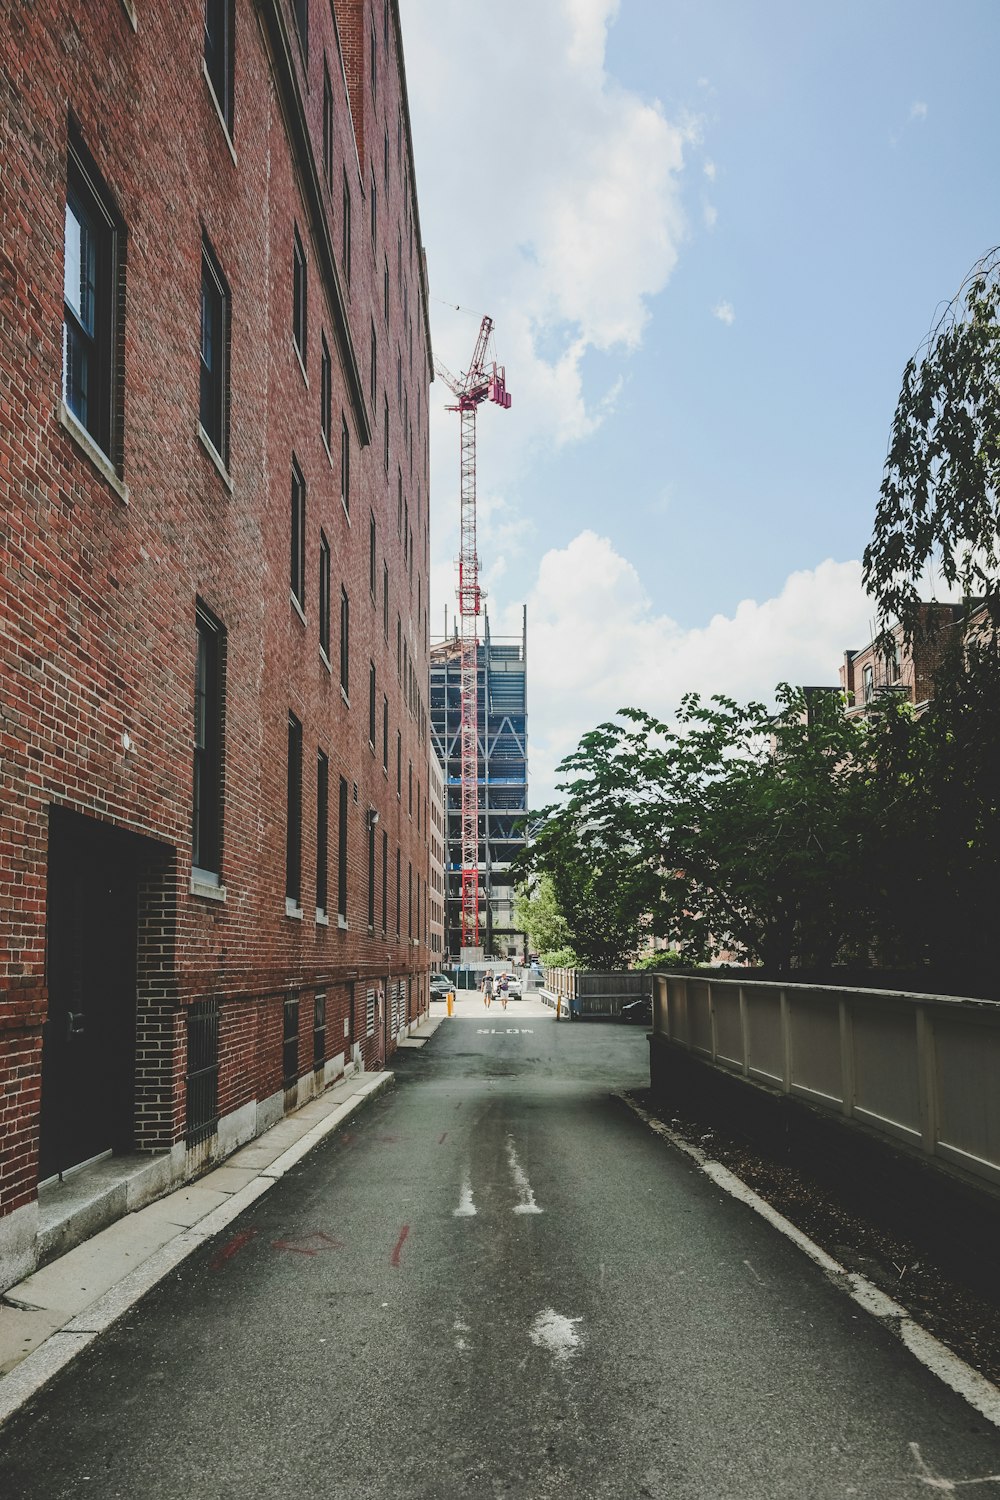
284,995,300,1089
186,1000,220,1145
313,991,326,1069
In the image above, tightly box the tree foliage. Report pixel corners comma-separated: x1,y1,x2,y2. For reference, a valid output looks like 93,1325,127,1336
513,875,573,959
864,247,1000,643
521,687,880,973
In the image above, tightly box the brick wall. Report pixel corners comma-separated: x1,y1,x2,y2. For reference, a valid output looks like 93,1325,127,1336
0,0,433,1223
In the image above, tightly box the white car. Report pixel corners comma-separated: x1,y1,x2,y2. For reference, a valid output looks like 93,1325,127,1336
501,975,522,1000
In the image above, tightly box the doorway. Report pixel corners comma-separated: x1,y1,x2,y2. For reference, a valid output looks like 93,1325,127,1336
39,808,142,1180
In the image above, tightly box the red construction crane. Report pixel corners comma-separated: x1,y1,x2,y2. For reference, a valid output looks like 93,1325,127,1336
435,316,512,951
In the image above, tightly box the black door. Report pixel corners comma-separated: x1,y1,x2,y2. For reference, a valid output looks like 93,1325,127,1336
39,811,138,1181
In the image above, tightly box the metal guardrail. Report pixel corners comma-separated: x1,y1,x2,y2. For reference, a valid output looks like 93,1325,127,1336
652,971,1000,1193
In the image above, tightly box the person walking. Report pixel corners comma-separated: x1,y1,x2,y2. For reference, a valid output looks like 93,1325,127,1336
482,970,494,1008
498,973,509,1010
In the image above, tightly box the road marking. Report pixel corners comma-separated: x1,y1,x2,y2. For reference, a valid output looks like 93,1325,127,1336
454,1318,471,1353
477,1028,534,1035
506,1135,543,1214
391,1224,410,1266
621,1092,1000,1432
272,1230,343,1256
438,1131,448,1145
529,1308,583,1365
454,1172,477,1217
909,1441,1000,1491
209,1229,258,1269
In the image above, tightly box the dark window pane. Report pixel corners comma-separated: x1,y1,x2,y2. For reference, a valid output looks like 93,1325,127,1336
316,750,329,914
337,776,348,920
204,0,232,127
286,713,302,903
319,531,331,656
193,607,225,874
290,462,305,606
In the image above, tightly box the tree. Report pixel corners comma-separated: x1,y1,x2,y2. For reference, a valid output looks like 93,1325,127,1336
524,686,878,973
864,247,1000,643
513,875,573,958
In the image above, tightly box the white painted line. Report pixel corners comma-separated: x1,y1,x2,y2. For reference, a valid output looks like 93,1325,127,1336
506,1135,543,1215
453,1173,477,1218
529,1308,583,1365
619,1092,1000,1432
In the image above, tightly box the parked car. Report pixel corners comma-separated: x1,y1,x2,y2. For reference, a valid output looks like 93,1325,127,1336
504,975,522,1000
428,973,453,1000
620,996,652,1026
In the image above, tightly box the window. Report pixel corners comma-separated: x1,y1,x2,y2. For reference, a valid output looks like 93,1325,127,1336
396,729,401,796
316,750,329,916
283,996,300,1088
320,333,331,449
383,0,389,49
340,585,349,694
322,57,333,190
63,141,121,460
370,170,377,246
863,663,874,704
381,829,388,934
204,0,233,131
397,468,403,535
383,561,389,639
313,991,326,1067
319,530,331,658
369,511,377,597
396,348,402,407
193,605,225,877
369,660,376,747
408,759,412,815
370,12,377,96
367,811,376,931
292,226,307,364
200,240,229,462
383,256,389,324
337,776,348,922
383,124,389,189
290,459,305,610
286,712,303,906
382,694,389,771
292,0,308,60
342,171,352,282
408,860,412,939
395,846,401,936
396,613,401,670
340,413,350,513
383,393,389,471
369,319,377,406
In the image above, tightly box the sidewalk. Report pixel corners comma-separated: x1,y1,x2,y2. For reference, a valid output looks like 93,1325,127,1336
0,1011,443,1423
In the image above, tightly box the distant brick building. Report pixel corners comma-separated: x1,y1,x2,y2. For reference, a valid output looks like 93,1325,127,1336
840,603,972,718
0,0,432,1288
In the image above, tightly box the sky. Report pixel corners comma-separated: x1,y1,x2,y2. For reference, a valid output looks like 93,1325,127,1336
399,0,1000,804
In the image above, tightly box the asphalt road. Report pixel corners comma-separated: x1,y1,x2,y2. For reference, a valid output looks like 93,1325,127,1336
2,1003,1000,1499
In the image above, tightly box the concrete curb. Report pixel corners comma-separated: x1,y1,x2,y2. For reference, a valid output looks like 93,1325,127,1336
0,1071,393,1430
617,1090,1000,1432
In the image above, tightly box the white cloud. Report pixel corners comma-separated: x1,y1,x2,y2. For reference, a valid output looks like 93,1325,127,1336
712,299,735,325
403,1,692,458
703,159,717,180
496,532,874,803
703,202,718,229
909,100,928,121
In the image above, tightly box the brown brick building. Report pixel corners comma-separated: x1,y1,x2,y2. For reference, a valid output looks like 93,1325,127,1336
0,0,433,1288
839,603,972,718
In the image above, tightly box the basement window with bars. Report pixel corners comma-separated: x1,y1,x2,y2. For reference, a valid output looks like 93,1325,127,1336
313,991,326,1069
283,994,300,1090
186,1000,220,1145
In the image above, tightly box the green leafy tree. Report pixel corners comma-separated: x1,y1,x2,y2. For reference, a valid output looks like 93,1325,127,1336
525,687,878,973
513,875,573,958
864,247,1000,643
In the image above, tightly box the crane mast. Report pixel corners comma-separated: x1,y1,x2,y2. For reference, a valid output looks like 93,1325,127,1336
435,317,511,952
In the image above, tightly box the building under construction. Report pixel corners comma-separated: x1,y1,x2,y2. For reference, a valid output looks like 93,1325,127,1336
430,610,528,960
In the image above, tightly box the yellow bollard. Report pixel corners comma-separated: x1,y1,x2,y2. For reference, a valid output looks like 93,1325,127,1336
556,995,562,1020
447,990,455,1017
